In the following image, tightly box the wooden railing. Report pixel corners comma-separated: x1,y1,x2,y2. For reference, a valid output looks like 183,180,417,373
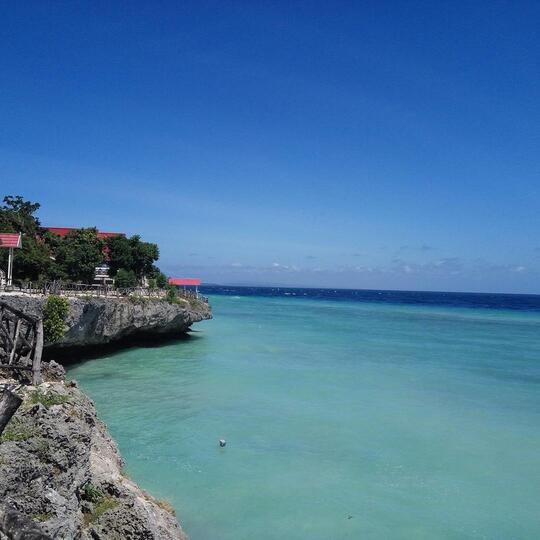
2,281,209,304
0,301,43,386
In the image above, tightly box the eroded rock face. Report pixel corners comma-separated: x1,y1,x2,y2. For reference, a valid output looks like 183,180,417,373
0,374,187,539
0,295,208,538
0,295,212,350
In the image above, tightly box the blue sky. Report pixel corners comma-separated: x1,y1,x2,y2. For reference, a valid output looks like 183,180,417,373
1,1,539,293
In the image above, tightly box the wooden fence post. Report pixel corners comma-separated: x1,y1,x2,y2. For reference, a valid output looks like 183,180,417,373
8,319,21,365
32,319,43,386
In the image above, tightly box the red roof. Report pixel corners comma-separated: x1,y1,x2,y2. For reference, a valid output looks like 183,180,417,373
0,233,22,249
169,277,201,286
46,227,125,239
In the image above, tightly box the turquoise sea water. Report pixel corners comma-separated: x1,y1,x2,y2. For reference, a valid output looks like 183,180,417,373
68,292,540,539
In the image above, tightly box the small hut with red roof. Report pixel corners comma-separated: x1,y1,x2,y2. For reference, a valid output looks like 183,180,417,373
0,232,22,286
168,277,202,297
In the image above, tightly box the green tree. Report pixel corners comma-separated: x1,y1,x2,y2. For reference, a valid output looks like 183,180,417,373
155,271,168,288
0,195,165,285
114,268,137,288
106,235,160,283
0,195,53,281
0,195,41,234
54,228,104,283
129,235,159,280
105,236,133,276
147,265,168,288
12,240,54,282
165,284,179,304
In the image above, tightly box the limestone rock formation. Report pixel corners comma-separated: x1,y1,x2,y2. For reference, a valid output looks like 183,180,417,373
0,366,187,539
0,295,212,350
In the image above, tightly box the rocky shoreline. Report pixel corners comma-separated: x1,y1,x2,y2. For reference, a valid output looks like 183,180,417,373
0,294,212,539
0,365,187,539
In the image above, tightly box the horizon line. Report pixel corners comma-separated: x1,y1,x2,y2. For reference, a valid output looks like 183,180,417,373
200,283,540,298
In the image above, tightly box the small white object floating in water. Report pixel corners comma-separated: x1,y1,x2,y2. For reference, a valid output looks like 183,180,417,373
219,439,226,447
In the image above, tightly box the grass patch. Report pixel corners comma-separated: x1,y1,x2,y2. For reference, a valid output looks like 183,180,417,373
160,295,189,307
28,389,70,408
93,497,118,519
83,497,118,525
81,482,118,524
32,512,53,522
34,438,51,461
0,418,36,442
188,298,205,310
128,295,148,305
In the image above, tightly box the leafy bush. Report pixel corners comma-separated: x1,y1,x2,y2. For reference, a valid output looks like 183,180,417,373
155,271,168,289
114,268,137,288
165,285,179,304
81,483,118,524
82,483,104,503
43,295,69,343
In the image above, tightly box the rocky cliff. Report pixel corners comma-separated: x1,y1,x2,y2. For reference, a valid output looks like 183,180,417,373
0,293,211,538
0,294,212,351
0,365,187,539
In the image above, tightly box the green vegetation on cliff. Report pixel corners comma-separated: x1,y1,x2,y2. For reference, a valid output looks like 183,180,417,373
43,296,70,343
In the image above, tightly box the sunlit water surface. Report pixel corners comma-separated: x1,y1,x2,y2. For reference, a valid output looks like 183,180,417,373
68,291,540,539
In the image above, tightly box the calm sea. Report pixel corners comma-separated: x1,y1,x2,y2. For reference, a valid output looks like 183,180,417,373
68,287,540,539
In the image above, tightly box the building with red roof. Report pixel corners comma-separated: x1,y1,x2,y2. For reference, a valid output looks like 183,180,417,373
168,277,202,297
168,278,201,287
46,227,124,240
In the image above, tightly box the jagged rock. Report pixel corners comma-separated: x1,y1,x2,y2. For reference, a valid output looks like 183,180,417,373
0,295,212,350
0,503,52,539
0,294,209,537
42,361,65,382
0,381,186,539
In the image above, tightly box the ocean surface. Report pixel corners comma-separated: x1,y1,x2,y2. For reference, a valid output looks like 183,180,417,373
68,287,540,539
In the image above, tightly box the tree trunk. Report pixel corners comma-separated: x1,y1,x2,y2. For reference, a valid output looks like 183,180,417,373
0,388,22,438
